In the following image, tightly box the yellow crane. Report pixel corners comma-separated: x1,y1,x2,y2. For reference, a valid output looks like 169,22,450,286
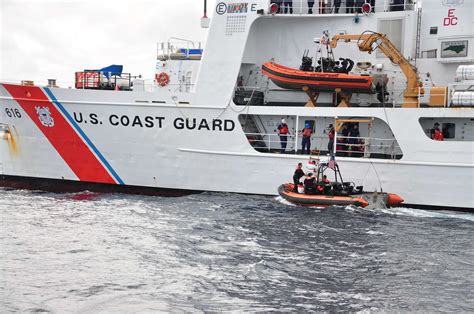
330,32,424,108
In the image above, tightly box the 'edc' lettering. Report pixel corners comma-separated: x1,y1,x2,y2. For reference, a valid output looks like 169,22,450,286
444,9,458,26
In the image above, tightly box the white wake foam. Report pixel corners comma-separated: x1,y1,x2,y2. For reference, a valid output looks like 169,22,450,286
380,207,474,222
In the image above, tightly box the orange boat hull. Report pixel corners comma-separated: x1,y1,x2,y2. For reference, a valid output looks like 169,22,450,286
262,62,374,93
278,184,404,208
278,184,369,208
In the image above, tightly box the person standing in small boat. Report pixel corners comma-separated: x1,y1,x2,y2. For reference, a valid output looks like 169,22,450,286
292,163,305,193
277,119,289,153
304,173,317,194
301,123,313,155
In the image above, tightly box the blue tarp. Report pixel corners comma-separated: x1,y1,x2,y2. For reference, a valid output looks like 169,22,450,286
85,64,123,78
179,48,203,55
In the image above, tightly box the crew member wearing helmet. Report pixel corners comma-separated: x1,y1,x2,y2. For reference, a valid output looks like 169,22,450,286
301,122,313,155
277,118,289,153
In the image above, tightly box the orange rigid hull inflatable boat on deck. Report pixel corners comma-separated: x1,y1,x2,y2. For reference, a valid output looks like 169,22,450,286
278,183,404,208
262,62,374,93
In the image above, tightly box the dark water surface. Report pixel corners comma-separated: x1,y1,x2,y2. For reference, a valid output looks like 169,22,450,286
1,189,473,312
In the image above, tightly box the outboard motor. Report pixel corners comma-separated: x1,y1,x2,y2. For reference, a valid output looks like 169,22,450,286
376,82,390,103
299,50,314,72
339,58,355,74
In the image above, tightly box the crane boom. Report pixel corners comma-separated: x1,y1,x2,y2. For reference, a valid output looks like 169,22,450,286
330,32,423,107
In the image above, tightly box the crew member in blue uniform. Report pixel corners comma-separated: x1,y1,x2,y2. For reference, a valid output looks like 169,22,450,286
346,0,355,13
308,0,315,13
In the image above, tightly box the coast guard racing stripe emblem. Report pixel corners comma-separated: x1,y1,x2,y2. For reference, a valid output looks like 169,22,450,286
3,84,123,185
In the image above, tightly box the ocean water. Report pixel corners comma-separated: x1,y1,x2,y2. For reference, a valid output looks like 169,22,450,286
0,189,473,312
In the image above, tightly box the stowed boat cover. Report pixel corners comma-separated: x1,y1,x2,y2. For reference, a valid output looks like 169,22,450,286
85,65,123,78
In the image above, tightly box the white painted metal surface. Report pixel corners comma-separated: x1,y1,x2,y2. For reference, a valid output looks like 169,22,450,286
1,0,473,209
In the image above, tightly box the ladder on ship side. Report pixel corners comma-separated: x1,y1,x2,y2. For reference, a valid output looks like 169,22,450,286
241,115,268,151
415,8,422,65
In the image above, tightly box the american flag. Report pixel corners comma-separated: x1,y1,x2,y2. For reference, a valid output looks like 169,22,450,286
328,155,337,170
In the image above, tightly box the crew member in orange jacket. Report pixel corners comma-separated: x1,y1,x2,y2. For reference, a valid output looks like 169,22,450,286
277,119,289,153
301,123,313,155
430,123,444,141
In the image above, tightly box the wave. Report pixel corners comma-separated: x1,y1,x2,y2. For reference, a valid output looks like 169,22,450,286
379,207,474,222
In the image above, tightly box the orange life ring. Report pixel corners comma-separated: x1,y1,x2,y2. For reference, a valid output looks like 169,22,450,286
155,72,170,87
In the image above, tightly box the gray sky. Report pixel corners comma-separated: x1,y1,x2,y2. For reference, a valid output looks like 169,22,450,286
0,0,216,86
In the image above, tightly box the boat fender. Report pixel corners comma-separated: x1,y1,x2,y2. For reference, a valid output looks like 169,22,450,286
387,193,404,207
155,72,170,87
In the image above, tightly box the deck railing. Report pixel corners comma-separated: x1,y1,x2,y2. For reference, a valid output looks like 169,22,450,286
271,0,414,15
244,131,401,158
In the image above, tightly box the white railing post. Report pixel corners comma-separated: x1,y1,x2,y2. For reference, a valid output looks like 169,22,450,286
418,86,421,108
295,115,299,153
444,89,447,107
363,137,368,158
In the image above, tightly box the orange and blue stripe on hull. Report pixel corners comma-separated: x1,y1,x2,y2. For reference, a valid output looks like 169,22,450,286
2,84,123,185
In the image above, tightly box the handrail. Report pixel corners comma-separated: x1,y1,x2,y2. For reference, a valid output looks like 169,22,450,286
244,131,400,158
274,1,413,15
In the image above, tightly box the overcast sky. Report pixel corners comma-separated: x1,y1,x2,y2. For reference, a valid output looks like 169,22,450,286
0,0,216,86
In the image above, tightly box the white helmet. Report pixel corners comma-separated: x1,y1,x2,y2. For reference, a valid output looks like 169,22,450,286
281,118,286,123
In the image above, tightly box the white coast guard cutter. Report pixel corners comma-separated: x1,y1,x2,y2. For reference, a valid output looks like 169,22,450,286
0,0,473,210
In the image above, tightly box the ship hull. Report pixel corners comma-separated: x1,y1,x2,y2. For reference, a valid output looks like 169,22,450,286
1,84,473,210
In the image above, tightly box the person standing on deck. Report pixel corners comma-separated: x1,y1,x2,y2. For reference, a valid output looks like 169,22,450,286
277,119,289,153
334,0,342,13
348,124,360,156
308,0,315,13
319,0,326,13
327,124,335,155
355,0,365,13
340,123,349,156
346,0,354,13
301,123,313,155
282,0,293,13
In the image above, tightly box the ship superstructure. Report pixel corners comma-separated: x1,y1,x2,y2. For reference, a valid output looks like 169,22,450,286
1,0,473,210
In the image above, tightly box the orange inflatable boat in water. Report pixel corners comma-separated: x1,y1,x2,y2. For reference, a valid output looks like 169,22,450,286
262,62,374,93
278,183,404,208
279,157,404,209
279,183,369,207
